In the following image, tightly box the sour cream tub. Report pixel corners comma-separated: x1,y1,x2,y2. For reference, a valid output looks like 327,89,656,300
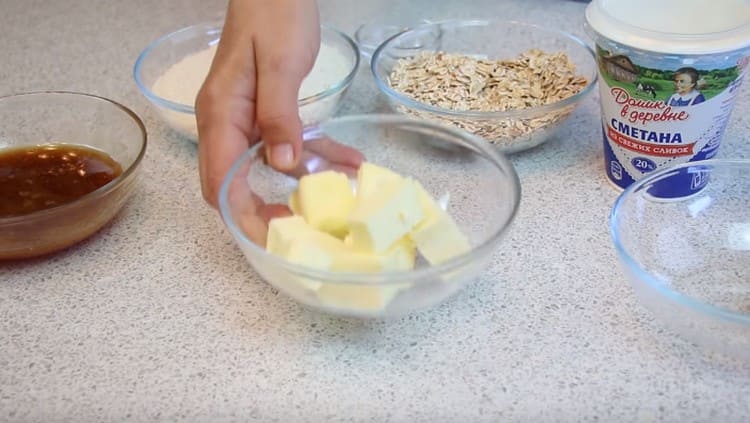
584,0,750,199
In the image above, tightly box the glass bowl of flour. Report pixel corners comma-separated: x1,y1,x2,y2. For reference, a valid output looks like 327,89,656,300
134,22,360,143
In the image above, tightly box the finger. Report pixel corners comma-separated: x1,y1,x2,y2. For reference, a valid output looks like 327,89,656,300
255,35,319,172
196,50,259,208
219,158,264,218
281,149,360,179
257,204,293,225
255,66,304,171
237,212,269,248
196,93,256,208
240,203,290,249
255,144,361,179
225,173,271,247
304,137,365,168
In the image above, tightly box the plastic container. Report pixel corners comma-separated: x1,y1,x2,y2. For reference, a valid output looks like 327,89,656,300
584,0,750,199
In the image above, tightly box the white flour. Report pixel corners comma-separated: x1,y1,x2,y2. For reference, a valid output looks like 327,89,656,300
152,45,217,108
151,40,353,141
297,42,353,99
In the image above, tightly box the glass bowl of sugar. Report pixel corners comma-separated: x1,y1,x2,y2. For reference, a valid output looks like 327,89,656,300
134,22,360,143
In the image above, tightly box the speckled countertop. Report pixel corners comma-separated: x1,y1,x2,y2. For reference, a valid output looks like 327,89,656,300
2,0,749,421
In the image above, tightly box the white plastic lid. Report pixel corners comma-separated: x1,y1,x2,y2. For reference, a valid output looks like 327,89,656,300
585,0,750,55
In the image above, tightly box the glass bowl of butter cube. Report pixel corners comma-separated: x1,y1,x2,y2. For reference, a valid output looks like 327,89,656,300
219,114,521,318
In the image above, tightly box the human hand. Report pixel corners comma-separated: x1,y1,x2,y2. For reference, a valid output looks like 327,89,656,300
196,0,320,207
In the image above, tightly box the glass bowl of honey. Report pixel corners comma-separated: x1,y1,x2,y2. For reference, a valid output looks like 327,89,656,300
0,91,147,260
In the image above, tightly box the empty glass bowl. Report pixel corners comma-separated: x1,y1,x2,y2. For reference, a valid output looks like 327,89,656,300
354,18,438,61
219,114,521,318
610,159,750,360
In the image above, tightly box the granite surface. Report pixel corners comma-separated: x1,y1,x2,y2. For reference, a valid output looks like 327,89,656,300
2,0,749,421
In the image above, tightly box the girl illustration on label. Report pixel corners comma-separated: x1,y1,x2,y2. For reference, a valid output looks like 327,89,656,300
665,67,706,107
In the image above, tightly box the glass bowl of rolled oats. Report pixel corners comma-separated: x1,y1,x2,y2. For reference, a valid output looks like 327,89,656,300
371,19,598,153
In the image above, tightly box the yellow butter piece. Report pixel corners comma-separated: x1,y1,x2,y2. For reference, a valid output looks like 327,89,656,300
283,231,345,291
266,161,470,312
331,236,416,272
266,216,333,292
356,161,403,199
316,283,407,311
297,170,355,238
266,215,314,256
384,236,417,270
267,215,343,268
330,251,387,273
284,240,332,292
410,182,471,265
267,218,412,273
285,232,342,268
347,177,425,254
317,236,414,309
288,189,302,215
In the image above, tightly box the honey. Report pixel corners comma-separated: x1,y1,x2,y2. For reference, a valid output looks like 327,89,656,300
0,144,123,218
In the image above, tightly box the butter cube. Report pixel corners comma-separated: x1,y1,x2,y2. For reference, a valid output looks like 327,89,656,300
356,161,403,199
284,231,344,268
284,238,333,292
267,216,335,292
330,252,387,273
331,237,416,273
410,182,471,265
266,161,469,310
383,237,417,271
267,215,344,266
288,189,302,215
316,283,406,311
282,229,348,291
266,215,314,256
297,170,355,238
347,177,425,253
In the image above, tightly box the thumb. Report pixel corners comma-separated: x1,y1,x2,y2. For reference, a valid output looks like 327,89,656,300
255,58,308,171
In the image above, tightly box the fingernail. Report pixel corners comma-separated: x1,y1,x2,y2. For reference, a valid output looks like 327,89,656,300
270,144,294,168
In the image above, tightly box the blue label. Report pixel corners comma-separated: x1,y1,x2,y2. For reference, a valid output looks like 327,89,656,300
601,122,718,199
